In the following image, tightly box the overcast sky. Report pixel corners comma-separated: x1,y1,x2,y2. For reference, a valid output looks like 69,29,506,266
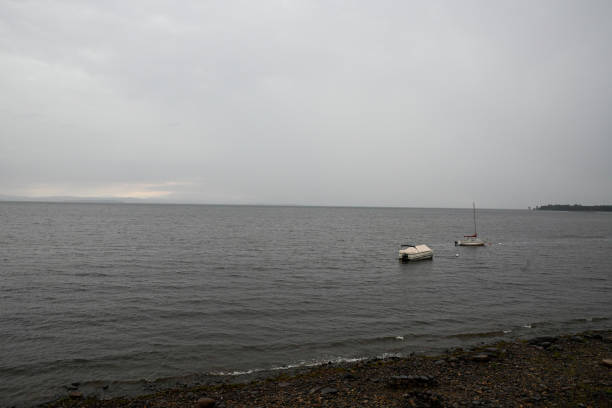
1,1,611,208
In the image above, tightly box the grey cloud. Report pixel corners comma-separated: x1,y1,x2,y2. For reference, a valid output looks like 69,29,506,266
1,0,611,207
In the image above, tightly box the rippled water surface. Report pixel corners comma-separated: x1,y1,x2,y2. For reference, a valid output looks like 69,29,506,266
1,203,611,406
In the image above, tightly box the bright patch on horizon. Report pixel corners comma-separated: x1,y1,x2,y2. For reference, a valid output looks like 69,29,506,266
16,181,189,199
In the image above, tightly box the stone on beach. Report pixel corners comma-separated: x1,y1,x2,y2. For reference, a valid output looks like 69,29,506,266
68,391,83,399
528,336,557,346
471,354,492,362
404,390,445,407
319,387,338,396
602,359,612,368
388,374,436,388
196,397,216,408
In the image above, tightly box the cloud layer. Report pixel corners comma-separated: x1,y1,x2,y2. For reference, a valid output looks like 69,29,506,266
2,1,611,207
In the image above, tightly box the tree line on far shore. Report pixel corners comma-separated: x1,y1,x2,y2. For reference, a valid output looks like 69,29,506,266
536,204,612,212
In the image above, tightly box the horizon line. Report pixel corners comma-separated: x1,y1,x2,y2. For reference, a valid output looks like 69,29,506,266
0,196,541,210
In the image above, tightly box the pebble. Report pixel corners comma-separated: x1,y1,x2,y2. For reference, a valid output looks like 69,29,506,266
68,391,83,399
196,397,216,408
472,354,491,362
602,359,612,368
405,390,445,407
309,386,322,394
319,387,338,396
389,374,436,388
528,336,556,346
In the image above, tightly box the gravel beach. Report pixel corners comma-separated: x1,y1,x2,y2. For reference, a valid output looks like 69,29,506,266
43,331,612,408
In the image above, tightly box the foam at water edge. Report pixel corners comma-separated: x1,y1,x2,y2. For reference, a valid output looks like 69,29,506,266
211,355,374,377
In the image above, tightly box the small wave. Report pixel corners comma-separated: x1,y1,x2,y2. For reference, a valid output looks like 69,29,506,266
558,234,605,239
235,333,428,354
446,330,506,339
272,356,369,370
563,316,611,324
212,355,369,377
73,272,111,278
211,368,261,376
526,316,610,328
379,352,402,359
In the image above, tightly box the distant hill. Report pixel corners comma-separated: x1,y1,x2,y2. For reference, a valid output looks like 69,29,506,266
536,204,612,212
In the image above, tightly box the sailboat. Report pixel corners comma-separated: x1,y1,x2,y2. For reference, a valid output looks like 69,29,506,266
455,202,485,246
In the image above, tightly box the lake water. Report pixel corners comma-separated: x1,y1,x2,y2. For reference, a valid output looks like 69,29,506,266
1,203,611,406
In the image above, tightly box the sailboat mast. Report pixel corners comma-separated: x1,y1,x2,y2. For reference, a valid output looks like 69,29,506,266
473,202,477,236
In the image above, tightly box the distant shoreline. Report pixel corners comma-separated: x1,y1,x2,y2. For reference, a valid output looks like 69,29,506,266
536,204,612,212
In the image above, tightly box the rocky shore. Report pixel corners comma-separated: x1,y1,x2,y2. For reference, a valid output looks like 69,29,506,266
43,331,612,408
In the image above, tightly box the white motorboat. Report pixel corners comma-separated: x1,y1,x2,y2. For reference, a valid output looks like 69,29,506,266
455,202,485,246
398,244,434,261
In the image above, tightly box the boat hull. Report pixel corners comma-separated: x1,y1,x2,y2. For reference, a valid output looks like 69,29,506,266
398,244,434,261
399,252,434,261
455,239,485,246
